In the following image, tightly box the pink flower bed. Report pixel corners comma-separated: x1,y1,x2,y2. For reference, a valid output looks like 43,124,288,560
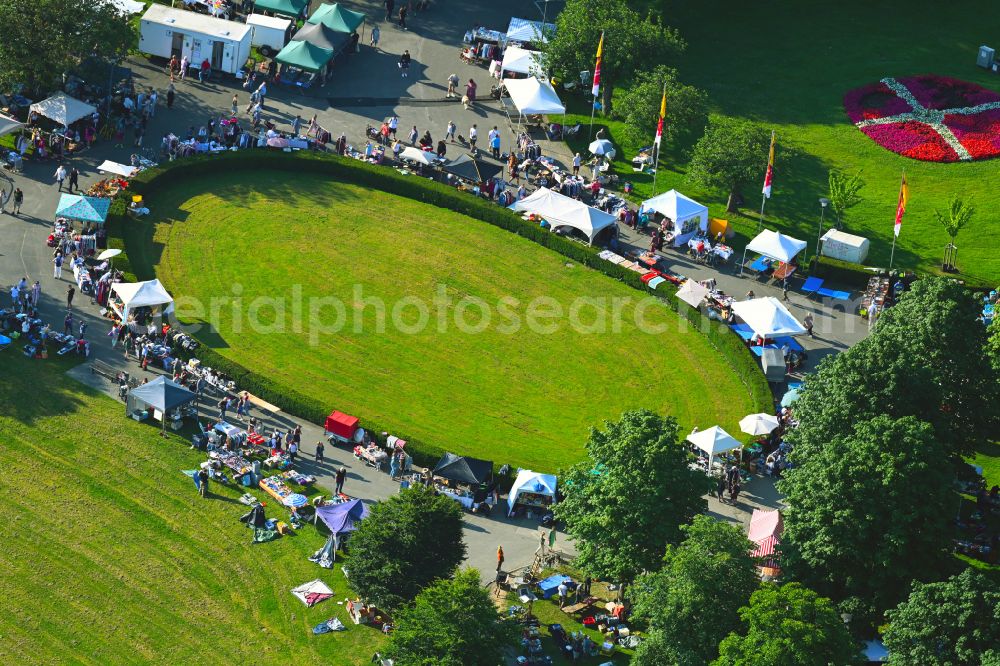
844,75,1000,162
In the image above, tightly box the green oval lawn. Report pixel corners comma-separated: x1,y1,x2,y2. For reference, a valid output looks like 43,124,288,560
153,171,755,472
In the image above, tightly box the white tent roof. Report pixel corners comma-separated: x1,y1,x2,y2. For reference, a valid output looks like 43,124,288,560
0,113,22,138
501,46,543,75
506,17,555,43
399,146,434,165
503,77,565,115
509,187,616,244
732,297,806,338
739,412,780,436
507,469,557,514
111,279,175,320
104,0,145,14
687,426,741,456
97,160,139,178
745,229,807,264
676,280,710,308
641,189,708,223
29,93,96,127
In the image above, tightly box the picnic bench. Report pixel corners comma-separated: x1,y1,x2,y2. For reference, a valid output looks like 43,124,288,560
562,596,599,615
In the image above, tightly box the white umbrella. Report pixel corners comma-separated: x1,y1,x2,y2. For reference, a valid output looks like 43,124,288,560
399,146,434,165
739,413,780,436
97,248,122,260
588,138,615,157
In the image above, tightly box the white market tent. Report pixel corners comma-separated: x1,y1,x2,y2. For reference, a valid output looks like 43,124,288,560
506,17,555,44
399,146,434,165
97,160,139,177
676,280,710,308
111,279,175,322
104,0,146,14
503,77,565,115
509,187,616,244
687,426,741,472
30,92,96,127
501,46,543,76
732,297,806,338
640,190,708,247
740,229,807,275
507,470,557,516
0,113,23,138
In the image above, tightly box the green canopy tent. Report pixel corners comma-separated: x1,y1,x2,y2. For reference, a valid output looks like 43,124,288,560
274,39,334,72
307,3,365,33
254,0,308,19
292,21,351,54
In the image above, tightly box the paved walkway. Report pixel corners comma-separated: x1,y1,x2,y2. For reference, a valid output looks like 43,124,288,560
0,0,849,580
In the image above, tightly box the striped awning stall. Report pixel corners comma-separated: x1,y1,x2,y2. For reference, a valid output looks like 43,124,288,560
748,509,783,568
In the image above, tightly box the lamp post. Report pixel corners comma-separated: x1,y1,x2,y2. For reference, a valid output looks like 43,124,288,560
815,197,829,268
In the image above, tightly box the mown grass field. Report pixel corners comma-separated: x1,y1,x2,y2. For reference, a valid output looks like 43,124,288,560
150,170,755,473
559,0,1000,284
0,355,383,664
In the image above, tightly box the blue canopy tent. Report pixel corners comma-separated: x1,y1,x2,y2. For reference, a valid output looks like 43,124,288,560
55,194,111,225
311,499,369,565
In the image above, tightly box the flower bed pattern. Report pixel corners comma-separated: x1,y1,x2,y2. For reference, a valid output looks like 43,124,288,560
844,75,1000,162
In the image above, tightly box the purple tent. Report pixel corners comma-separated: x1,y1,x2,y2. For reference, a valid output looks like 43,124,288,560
315,499,369,536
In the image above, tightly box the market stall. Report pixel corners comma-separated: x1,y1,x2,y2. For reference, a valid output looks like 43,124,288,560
441,153,503,183
307,3,365,34
505,17,556,45
324,410,364,445
274,39,335,84
675,279,710,308
97,160,139,178
748,508,783,572
502,76,566,126
55,194,111,226
507,470,557,516
687,425,742,473
315,498,369,558
29,92,96,127
640,189,708,247
499,46,544,78
509,187,617,245
462,27,505,65
254,0,308,19
109,279,175,323
740,229,807,278
291,21,351,55
126,376,197,432
0,114,23,138
432,452,493,509
731,297,807,340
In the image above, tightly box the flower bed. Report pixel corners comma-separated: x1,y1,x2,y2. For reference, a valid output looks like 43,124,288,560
844,75,1000,162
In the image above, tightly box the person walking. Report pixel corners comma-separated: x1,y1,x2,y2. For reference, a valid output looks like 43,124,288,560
370,24,380,48
408,125,418,145
53,252,64,279
446,73,459,98
63,312,73,336
68,167,79,193
231,94,238,117
288,440,298,462
54,164,67,191
66,285,75,310
445,120,456,142
468,124,478,150
148,90,158,117
399,50,411,78
398,3,408,29
557,581,569,608
804,313,814,338
31,280,40,308
716,473,727,503
12,187,23,215
745,289,755,300
167,83,176,109
384,0,394,21
315,440,325,462
729,478,741,505
292,115,302,136
572,153,581,175
335,466,347,494
179,56,189,81
496,545,505,572
218,396,229,420
782,285,790,301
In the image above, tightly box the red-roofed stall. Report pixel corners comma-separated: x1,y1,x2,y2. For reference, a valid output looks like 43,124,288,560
325,410,361,445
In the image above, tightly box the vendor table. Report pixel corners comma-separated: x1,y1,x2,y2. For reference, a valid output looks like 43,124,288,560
771,262,797,282
440,489,475,510
537,574,573,599
214,421,246,445
259,476,295,504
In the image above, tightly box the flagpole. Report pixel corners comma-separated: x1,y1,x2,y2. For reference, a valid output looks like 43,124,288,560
651,83,665,196
588,31,604,142
588,96,597,141
889,170,904,270
757,130,775,232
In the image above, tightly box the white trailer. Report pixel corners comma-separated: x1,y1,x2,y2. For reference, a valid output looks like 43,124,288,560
139,4,252,76
246,14,292,57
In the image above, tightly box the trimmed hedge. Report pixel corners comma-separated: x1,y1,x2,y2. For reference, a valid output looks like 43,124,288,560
108,151,773,469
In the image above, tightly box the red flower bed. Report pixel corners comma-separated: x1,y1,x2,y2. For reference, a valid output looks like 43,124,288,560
844,75,1000,162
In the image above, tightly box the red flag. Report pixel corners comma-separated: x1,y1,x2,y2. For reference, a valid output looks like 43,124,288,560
654,89,666,147
894,174,908,237
591,32,604,98
762,131,776,199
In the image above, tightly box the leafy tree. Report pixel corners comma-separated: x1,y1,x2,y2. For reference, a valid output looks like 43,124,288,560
348,486,466,611
778,416,955,617
632,629,687,666
382,569,517,666
541,0,685,115
616,65,708,149
0,0,136,93
827,169,866,227
687,117,772,212
788,278,998,462
987,318,1000,374
883,568,1000,666
555,410,710,594
632,515,760,665
935,195,975,271
714,583,862,666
